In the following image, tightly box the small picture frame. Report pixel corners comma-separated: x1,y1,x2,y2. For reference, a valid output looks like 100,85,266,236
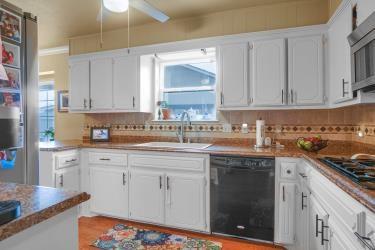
90,127,110,142
0,67,20,90
0,8,22,43
2,41,20,68
57,90,69,112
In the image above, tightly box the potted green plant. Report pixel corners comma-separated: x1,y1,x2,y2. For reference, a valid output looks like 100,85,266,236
43,128,55,142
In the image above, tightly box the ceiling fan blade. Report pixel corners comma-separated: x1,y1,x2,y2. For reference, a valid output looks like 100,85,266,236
130,0,170,23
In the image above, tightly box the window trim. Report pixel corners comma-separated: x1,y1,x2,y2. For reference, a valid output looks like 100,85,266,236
39,81,55,141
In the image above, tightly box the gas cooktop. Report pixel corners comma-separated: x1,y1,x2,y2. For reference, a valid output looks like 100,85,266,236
319,157,375,190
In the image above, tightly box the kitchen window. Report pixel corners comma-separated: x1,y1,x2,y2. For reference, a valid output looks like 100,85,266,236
39,82,55,141
155,48,217,121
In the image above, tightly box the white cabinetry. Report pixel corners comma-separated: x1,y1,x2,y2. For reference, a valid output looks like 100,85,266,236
69,53,153,113
251,39,286,106
69,61,90,111
277,182,296,244
89,167,128,218
128,153,209,232
113,56,139,110
129,170,164,224
288,35,324,105
165,174,206,231
39,150,80,191
328,1,353,104
90,58,113,110
219,43,248,108
88,151,129,218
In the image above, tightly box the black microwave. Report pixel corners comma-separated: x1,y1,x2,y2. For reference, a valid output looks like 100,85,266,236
348,12,375,92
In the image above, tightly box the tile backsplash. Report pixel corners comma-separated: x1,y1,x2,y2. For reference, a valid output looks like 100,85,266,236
83,104,375,144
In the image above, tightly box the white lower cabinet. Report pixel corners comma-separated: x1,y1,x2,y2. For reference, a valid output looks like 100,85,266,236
277,182,296,244
55,167,80,191
165,174,206,231
129,170,164,224
295,183,310,250
89,167,129,218
309,195,329,250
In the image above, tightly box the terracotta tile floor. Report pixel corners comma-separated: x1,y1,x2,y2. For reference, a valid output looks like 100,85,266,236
79,216,284,250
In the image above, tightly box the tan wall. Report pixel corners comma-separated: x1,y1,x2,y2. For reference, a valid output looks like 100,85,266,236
328,0,343,18
39,53,84,140
69,0,329,55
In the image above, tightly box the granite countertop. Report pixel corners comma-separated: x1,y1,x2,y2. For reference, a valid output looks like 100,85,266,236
0,183,90,241
39,139,375,212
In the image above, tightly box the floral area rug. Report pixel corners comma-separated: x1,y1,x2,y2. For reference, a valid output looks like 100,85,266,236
92,224,222,250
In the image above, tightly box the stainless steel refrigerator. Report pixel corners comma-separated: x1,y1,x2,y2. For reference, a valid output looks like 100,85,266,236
0,0,39,185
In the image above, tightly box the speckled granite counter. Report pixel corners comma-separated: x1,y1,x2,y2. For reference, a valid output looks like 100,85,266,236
39,139,375,212
0,183,90,241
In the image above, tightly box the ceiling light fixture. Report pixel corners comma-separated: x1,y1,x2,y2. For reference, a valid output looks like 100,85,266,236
103,0,129,13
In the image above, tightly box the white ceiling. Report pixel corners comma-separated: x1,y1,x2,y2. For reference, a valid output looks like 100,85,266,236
7,0,309,49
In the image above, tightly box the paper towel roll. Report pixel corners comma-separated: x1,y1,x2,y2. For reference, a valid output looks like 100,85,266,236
256,119,265,147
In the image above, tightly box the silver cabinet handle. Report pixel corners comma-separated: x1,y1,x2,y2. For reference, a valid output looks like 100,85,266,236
89,99,92,109
299,173,307,178
166,176,170,190
59,174,64,187
282,89,284,104
122,173,126,186
354,232,375,250
342,79,349,97
159,176,162,189
302,192,307,210
320,221,329,245
132,96,135,108
83,99,87,109
290,89,294,104
316,214,320,237
65,159,77,163
282,185,285,202
220,92,224,105
99,158,110,161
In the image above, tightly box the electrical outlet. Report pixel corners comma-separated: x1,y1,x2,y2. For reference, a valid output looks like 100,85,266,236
222,123,232,133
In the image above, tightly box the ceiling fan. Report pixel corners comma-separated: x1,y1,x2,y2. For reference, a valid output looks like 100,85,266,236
98,0,170,23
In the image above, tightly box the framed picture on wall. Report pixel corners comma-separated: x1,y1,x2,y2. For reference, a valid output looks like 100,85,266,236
57,90,69,112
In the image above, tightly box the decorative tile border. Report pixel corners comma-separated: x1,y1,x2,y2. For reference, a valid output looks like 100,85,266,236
84,123,360,135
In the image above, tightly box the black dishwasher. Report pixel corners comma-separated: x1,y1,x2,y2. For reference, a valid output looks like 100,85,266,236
210,155,275,242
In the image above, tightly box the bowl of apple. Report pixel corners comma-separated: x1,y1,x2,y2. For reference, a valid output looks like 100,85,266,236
296,136,328,152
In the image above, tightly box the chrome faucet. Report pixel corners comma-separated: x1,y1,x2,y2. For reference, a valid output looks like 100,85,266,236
177,111,191,143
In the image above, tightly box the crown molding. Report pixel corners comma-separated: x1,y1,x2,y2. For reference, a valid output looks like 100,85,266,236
39,45,69,56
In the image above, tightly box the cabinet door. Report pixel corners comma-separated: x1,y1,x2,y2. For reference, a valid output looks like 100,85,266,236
251,39,286,106
69,60,90,111
129,170,164,224
90,58,113,110
288,35,324,105
295,184,310,250
89,167,128,218
165,174,206,231
219,43,248,107
113,56,139,110
55,167,80,191
329,3,353,104
309,195,329,250
276,182,296,244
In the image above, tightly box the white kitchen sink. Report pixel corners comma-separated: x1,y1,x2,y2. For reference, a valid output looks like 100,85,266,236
134,142,212,150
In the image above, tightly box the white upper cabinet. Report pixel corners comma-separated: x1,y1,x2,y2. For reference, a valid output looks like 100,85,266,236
329,2,353,104
113,56,139,110
165,174,206,231
219,43,249,108
251,39,286,106
90,58,113,110
288,35,324,106
69,60,90,111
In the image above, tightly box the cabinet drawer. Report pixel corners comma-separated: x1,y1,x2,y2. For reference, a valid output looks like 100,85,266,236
55,152,80,170
89,152,127,166
280,162,297,180
129,154,205,172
